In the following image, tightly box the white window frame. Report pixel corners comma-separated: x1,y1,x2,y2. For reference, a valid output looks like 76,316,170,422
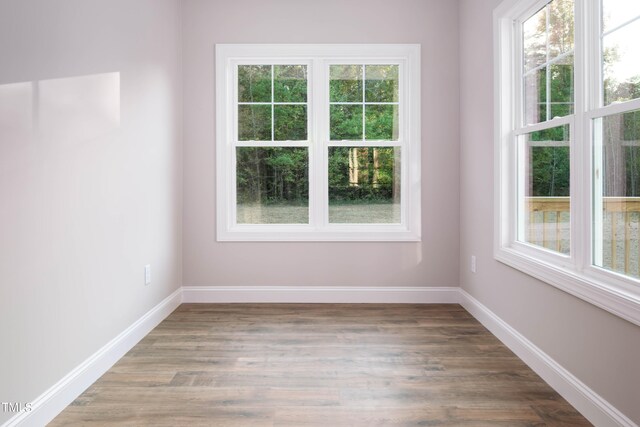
216,44,421,242
495,0,640,326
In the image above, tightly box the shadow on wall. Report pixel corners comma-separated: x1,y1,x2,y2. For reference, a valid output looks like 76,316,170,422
0,72,120,160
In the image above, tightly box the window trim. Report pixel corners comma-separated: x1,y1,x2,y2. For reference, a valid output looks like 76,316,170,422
216,44,421,242
494,0,640,326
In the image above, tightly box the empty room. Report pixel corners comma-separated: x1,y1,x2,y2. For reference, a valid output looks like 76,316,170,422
1,0,639,425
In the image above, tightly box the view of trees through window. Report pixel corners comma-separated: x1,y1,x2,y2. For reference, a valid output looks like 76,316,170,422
521,0,574,254
520,0,640,275
236,147,309,224
328,147,401,223
593,0,640,278
524,0,640,201
523,0,574,202
595,0,640,277
235,63,401,224
328,64,400,223
236,64,309,224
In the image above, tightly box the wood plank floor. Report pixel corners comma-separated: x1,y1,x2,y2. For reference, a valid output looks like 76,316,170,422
51,304,591,426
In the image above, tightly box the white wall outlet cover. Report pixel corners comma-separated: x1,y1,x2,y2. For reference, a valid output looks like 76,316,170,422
144,265,151,285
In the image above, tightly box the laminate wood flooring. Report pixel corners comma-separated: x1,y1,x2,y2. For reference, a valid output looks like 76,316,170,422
51,304,591,426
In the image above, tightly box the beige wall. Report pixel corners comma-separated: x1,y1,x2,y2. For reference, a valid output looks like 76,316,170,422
182,0,461,287
459,0,640,423
0,1,183,423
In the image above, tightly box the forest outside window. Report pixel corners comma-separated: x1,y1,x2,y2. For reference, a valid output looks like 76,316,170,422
216,45,421,241
236,64,310,225
495,0,640,325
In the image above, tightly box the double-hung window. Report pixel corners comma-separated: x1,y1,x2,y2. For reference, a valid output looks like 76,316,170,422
216,45,421,241
495,0,640,324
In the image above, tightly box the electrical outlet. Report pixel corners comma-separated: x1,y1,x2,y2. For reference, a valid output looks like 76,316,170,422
144,264,151,285
470,256,477,273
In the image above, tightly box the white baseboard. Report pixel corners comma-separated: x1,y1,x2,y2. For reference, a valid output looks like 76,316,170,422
3,288,183,427
181,285,460,304
458,289,637,427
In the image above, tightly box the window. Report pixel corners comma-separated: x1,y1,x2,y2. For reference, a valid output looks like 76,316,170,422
495,0,640,325
216,45,421,241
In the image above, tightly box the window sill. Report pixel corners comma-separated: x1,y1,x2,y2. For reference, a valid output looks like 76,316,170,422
217,225,421,242
495,246,640,327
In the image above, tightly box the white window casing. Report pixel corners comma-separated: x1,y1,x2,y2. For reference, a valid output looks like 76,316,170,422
216,44,421,242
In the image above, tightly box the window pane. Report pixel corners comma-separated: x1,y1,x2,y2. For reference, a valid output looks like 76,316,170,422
550,54,574,118
236,147,308,224
524,56,574,125
330,65,363,102
603,20,640,105
548,0,574,59
238,104,271,141
522,0,574,125
328,147,401,224
365,65,399,103
274,65,307,103
624,110,640,141
524,67,547,124
523,6,547,72
603,0,640,33
365,105,399,140
238,65,271,103
330,104,363,140
593,110,640,278
274,105,307,141
522,0,574,66
520,125,570,254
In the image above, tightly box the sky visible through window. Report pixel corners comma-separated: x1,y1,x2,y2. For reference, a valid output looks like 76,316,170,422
602,0,640,104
